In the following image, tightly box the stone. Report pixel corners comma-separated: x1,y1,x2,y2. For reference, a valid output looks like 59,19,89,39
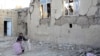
87,48,93,52
38,41,43,46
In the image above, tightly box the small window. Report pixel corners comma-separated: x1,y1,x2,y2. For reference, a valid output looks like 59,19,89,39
40,0,51,18
69,23,72,28
64,0,79,16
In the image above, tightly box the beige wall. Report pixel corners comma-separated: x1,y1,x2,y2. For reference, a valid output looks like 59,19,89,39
27,0,100,47
28,24,100,47
0,9,18,37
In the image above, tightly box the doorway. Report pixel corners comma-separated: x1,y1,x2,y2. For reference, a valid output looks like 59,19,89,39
4,21,12,36
47,3,51,17
40,4,43,18
25,23,28,35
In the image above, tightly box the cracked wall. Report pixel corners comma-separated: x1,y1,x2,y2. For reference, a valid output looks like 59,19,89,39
17,8,28,35
27,0,100,47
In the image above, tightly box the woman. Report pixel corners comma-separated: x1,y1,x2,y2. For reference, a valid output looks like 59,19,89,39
16,33,28,52
17,33,28,41
13,38,24,55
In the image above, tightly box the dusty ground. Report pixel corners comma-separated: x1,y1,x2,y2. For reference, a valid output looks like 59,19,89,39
0,37,99,56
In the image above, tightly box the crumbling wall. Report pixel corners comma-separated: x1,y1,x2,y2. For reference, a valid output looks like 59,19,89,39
17,8,28,35
27,0,100,47
27,0,41,37
51,0,63,19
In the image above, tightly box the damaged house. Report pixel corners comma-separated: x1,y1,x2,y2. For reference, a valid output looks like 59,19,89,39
0,0,100,48
0,0,100,56
25,0,100,47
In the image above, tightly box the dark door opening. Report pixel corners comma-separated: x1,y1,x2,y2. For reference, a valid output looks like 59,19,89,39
69,23,72,28
25,23,28,35
4,21,12,36
41,5,43,19
4,21,7,36
47,3,51,17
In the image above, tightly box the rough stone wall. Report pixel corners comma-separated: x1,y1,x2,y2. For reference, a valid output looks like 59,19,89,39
0,9,18,36
27,0,41,37
0,10,4,36
27,0,100,47
17,8,28,35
